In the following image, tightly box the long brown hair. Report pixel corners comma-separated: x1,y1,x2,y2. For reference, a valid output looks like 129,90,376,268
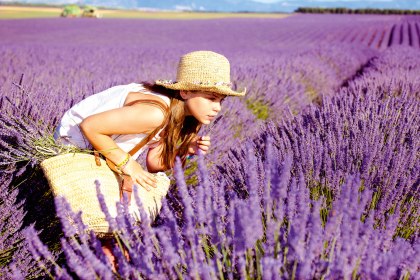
142,82,202,170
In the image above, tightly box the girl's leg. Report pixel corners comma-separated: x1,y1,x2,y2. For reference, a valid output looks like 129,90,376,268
101,238,117,272
100,238,130,272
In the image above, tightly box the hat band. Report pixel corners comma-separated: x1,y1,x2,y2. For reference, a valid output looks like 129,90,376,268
159,80,232,87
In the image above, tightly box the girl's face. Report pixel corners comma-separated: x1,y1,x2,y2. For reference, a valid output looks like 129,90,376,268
180,90,225,124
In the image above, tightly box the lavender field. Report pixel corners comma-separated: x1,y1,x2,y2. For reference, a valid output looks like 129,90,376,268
1,14,419,279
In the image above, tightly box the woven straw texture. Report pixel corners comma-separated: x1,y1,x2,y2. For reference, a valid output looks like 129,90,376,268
128,171,170,222
41,153,170,233
155,51,246,96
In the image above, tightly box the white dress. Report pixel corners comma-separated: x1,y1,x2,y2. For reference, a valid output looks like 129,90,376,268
54,83,170,159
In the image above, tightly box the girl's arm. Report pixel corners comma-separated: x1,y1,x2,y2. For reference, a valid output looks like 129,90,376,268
80,103,165,190
146,142,166,172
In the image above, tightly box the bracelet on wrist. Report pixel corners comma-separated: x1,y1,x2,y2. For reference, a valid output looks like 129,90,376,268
116,153,130,169
116,159,131,173
117,159,131,174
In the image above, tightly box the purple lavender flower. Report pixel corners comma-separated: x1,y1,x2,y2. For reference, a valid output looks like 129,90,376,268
2,14,419,279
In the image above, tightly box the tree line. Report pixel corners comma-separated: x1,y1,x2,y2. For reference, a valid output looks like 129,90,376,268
295,7,420,15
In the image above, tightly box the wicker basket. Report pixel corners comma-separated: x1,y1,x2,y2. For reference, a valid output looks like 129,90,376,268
40,153,170,233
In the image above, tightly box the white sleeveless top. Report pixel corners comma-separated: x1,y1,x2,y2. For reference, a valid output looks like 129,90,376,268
54,83,170,159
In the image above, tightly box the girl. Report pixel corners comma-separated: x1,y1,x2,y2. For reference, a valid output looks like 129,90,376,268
54,50,246,268
55,50,246,191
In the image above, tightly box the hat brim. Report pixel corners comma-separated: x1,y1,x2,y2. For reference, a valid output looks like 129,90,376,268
155,80,246,97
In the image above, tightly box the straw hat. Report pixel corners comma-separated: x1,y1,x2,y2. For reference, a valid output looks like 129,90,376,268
155,51,246,96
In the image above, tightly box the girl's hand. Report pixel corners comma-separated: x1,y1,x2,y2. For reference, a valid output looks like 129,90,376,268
188,135,211,156
121,159,157,191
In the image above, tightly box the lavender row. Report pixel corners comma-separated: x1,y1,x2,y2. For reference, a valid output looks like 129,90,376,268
0,18,380,168
0,172,54,279
16,151,418,279
275,14,420,50
218,45,419,237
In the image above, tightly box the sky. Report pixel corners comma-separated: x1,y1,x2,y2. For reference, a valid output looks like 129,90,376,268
2,0,420,12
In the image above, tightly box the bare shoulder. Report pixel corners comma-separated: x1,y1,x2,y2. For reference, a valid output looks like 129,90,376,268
125,91,168,105
125,92,167,127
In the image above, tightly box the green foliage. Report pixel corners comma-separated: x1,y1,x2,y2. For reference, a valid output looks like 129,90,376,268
246,99,270,120
233,124,243,139
61,5,81,17
307,178,334,227
83,6,97,12
392,195,419,240
295,7,420,15
0,244,18,267
184,160,199,186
